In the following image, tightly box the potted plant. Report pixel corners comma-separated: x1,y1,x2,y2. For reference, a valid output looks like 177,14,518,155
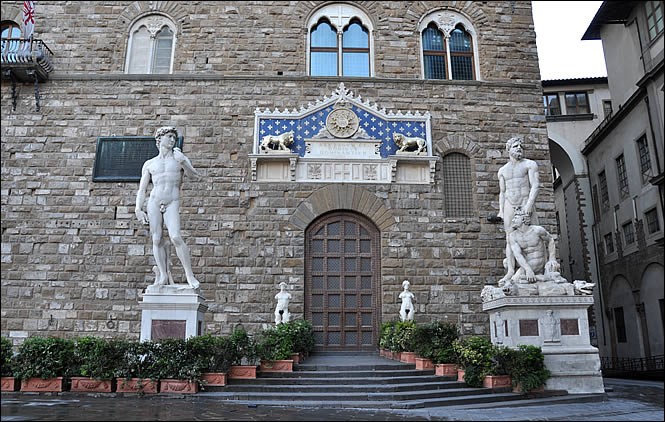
71,337,124,393
13,336,76,392
482,345,513,389
289,320,315,363
394,321,418,363
509,345,551,394
154,338,202,394
115,340,158,394
257,324,295,372
190,334,234,388
1,337,19,391
453,337,493,387
379,321,398,359
432,346,458,376
228,328,259,379
414,320,459,370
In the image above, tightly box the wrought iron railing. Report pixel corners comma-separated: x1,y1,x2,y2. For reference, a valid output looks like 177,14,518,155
1,37,54,73
601,355,664,372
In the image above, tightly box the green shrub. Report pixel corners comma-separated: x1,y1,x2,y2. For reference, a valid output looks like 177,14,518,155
113,339,158,381
453,337,494,388
13,336,76,380
488,345,515,376
413,320,459,360
189,335,234,373
393,320,417,352
231,328,258,365
431,346,457,365
509,345,551,393
290,320,315,355
1,337,14,377
379,321,398,351
256,324,294,361
153,338,203,382
73,337,126,381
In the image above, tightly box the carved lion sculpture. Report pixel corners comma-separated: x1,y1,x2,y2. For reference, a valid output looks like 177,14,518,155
393,133,427,154
573,280,595,295
260,131,294,153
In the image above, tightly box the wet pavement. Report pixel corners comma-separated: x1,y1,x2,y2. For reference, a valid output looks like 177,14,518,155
1,378,663,421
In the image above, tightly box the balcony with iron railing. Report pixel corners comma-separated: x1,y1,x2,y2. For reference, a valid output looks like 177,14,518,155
1,37,54,111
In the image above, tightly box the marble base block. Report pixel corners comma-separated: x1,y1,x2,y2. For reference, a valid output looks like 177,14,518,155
483,295,604,394
139,285,207,342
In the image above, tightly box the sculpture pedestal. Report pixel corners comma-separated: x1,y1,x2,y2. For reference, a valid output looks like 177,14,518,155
483,295,604,394
139,285,207,342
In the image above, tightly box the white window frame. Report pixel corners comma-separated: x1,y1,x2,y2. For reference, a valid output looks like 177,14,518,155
417,9,480,81
124,13,177,74
306,3,374,77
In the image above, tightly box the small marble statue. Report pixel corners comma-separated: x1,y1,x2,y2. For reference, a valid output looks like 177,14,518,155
504,209,564,287
135,126,202,290
497,137,540,286
543,309,561,343
494,311,505,344
393,133,427,155
260,131,294,153
399,280,415,321
274,282,292,324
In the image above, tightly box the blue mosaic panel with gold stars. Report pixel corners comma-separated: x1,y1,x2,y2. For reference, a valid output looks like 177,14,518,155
257,105,428,159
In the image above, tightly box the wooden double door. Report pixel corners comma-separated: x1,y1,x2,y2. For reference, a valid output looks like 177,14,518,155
305,211,381,350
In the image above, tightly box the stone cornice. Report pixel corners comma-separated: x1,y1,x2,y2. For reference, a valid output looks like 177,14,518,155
482,295,594,311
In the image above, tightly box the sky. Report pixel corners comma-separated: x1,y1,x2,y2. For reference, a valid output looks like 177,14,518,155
532,1,607,80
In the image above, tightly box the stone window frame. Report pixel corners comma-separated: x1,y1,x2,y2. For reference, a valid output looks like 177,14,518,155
124,13,177,74
305,3,375,77
417,9,480,81
635,134,653,185
644,207,661,235
441,151,475,218
621,220,635,246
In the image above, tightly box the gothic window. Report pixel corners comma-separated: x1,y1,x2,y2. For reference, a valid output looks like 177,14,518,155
442,153,474,217
125,14,176,74
1,21,22,61
419,11,479,80
307,4,374,77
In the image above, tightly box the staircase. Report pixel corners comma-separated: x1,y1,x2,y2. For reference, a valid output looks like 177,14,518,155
199,352,567,409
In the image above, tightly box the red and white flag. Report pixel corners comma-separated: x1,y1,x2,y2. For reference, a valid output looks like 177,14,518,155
23,1,34,40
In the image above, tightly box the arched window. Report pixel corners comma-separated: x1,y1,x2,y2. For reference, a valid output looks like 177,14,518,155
442,152,474,217
125,14,176,74
419,11,479,80
422,23,446,79
307,4,374,77
1,21,22,61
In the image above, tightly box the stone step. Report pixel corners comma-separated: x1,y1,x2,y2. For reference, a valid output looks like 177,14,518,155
294,363,415,371
226,374,454,385
199,386,511,402
196,391,527,409
214,380,466,393
257,369,434,378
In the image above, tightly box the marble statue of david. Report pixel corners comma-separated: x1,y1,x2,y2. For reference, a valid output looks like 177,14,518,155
135,126,202,290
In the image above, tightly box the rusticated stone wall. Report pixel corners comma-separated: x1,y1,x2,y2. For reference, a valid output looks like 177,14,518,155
0,1,553,344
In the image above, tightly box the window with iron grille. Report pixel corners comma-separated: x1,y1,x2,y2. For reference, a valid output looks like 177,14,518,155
616,154,629,199
622,221,635,245
636,136,652,184
422,23,446,79
544,93,561,116
603,100,613,118
420,12,477,81
564,92,590,114
645,208,660,234
442,153,473,217
599,171,609,211
93,136,184,182
614,307,627,343
645,1,664,41
604,232,614,254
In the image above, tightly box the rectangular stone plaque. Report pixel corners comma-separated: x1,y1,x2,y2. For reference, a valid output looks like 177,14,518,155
561,318,580,335
151,320,186,340
519,319,539,336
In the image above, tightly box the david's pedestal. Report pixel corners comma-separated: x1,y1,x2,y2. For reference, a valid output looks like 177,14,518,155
139,285,207,342
483,295,604,394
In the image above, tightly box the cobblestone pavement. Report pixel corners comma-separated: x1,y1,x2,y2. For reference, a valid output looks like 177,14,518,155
1,378,662,421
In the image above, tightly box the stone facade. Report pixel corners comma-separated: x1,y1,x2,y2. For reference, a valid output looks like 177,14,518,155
0,1,554,344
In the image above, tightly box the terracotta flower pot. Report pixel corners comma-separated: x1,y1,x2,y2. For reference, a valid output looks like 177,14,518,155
1,377,20,391
415,358,434,370
200,372,227,387
483,375,512,388
400,351,417,364
159,379,198,394
21,377,65,392
393,352,402,361
260,360,293,372
70,377,113,393
229,365,257,379
457,369,466,382
290,353,301,364
116,377,158,394
435,363,457,376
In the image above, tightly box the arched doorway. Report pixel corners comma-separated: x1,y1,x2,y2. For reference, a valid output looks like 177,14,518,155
305,211,381,350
